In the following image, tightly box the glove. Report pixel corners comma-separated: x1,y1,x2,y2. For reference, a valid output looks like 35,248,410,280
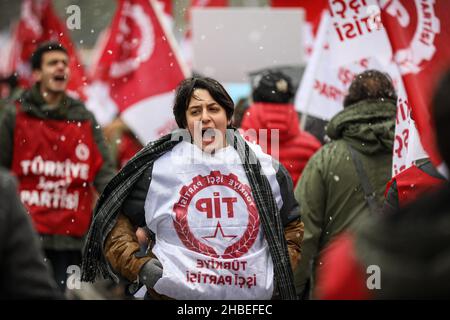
138,258,163,289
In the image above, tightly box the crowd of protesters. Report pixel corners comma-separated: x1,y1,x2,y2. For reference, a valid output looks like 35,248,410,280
0,41,449,300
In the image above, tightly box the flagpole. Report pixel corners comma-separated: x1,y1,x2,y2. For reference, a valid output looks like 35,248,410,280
150,0,191,78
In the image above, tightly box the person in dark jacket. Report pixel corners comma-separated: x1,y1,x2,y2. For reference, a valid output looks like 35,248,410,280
294,69,397,298
316,70,450,299
240,70,321,186
0,42,115,293
0,168,61,299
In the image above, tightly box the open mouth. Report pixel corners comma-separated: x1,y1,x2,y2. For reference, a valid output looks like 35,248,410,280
53,75,67,83
201,128,216,143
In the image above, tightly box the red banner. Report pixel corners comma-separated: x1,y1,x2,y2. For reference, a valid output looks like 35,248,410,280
87,0,187,143
382,0,450,165
7,0,87,99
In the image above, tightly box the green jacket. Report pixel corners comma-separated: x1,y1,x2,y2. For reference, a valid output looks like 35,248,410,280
0,84,115,250
293,99,396,296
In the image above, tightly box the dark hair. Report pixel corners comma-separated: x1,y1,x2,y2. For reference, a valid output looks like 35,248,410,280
232,97,250,128
173,77,234,128
432,70,450,165
343,69,397,107
252,70,294,104
30,42,68,70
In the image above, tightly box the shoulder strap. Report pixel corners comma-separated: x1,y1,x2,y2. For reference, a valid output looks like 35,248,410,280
346,143,381,215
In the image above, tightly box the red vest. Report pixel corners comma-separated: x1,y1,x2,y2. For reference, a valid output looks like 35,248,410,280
391,165,444,206
11,106,103,237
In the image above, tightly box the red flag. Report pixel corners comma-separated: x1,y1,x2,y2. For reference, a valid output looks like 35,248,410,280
7,0,87,99
381,0,450,167
86,0,188,143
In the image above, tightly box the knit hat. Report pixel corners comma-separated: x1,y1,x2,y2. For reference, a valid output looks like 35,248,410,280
252,70,294,104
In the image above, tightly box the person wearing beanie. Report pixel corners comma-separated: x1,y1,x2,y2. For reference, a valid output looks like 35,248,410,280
241,70,321,186
82,77,304,300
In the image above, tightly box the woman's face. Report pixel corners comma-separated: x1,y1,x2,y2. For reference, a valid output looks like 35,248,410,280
186,88,230,153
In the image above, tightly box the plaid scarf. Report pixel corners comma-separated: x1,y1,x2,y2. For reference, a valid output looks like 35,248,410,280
81,129,297,300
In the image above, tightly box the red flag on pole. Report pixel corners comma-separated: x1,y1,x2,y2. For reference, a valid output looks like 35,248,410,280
381,0,450,168
7,0,87,99
86,0,188,144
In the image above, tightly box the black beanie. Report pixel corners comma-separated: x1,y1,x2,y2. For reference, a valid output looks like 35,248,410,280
252,70,294,104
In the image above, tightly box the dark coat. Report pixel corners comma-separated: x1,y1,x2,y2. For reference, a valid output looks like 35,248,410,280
0,168,61,299
317,182,450,299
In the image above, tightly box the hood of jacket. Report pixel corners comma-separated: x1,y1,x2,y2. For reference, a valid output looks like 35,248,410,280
326,99,396,155
244,102,301,141
19,84,91,121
